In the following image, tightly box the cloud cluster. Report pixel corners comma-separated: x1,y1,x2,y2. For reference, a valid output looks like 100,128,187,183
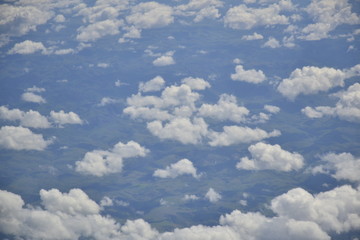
277,64,360,100
175,0,223,23
124,77,280,146
302,82,360,123
7,40,47,54
3,185,360,239
311,152,360,183
231,65,267,84
153,158,199,179
0,126,53,151
236,142,304,171
75,141,149,176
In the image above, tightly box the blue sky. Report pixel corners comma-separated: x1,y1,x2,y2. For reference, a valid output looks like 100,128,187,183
0,0,360,239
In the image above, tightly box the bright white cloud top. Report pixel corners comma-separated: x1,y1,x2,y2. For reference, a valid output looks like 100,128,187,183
153,158,199,179
236,142,304,171
205,188,222,203
75,141,149,177
231,65,267,84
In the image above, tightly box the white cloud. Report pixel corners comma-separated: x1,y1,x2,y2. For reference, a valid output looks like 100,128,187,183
139,76,165,92
311,152,360,183
181,77,211,90
75,141,149,176
50,110,83,126
97,63,109,68
153,158,199,179
264,104,280,114
241,32,263,40
271,185,360,233
183,194,199,201
98,97,122,106
205,188,222,203
153,52,176,66
262,37,281,48
54,14,66,23
26,86,45,93
301,83,360,122
147,117,208,144
208,126,280,147
8,40,47,55
5,185,360,240
175,0,223,22
301,0,360,40
198,94,249,123
0,126,53,151
126,2,174,29
277,65,357,100
76,19,123,42
21,92,46,104
123,106,172,121
0,106,51,129
231,65,267,84
224,4,289,30
236,142,304,171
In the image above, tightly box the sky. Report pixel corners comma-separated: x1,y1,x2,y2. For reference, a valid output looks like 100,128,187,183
0,0,360,239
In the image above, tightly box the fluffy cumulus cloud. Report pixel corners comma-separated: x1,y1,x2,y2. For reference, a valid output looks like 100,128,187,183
264,104,280,114
126,2,174,29
271,185,360,234
301,0,360,40
224,3,289,30
4,185,360,239
236,142,304,171
311,152,360,183
76,19,123,42
0,126,53,151
153,158,199,179
198,94,249,123
231,65,267,84
205,188,222,203
175,0,224,22
147,117,208,144
75,141,149,176
241,32,264,40
0,4,53,46
139,76,165,92
181,77,211,90
277,65,360,100
7,40,47,54
153,51,175,66
50,110,83,126
302,83,360,123
262,37,281,48
0,188,159,240
21,92,46,104
0,106,51,128
208,126,281,147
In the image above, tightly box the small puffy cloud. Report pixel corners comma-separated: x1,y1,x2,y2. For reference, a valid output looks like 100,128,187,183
277,65,350,100
76,19,123,42
264,104,280,114
0,126,53,151
50,110,83,126
262,37,281,48
139,76,165,92
236,142,304,171
153,158,199,179
301,0,360,40
98,97,122,106
205,188,222,203
208,126,280,147
198,94,249,123
241,32,264,40
183,194,199,201
224,4,289,30
147,117,208,144
0,106,51,129
153,51,175,66
301,83,360,122
21,92,46,104
175,0,223,22
271,185,360,233
126,2,174,29
54,14,65,23
231,65,267,84
311,152,360,183
8,40,47,54
75,141,149,177
181,77,211,90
